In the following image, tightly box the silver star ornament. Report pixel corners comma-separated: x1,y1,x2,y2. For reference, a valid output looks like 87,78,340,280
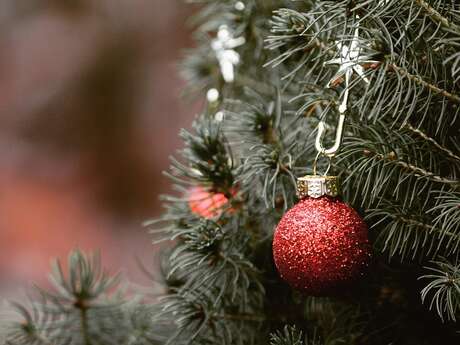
324,24,379,88
211,25,246,83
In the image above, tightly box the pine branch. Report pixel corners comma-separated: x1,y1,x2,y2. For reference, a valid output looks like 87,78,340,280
270,326,320,345
420,259,460,322
363,148,459,186
156,286,265,345
78,306,91,345
389,64,460,104
224,88,302,210
2,251,131,345
414,0,460,31
429,191,460,242
404,123,460,163
338,120,459,213
171,117,235,194
2,302,56,345
368,200,460,260
267,3,460,131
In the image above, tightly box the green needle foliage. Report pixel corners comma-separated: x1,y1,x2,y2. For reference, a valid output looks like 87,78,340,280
1,250,162,345
420,259,460,322
270,326,321,345
3,0,460,344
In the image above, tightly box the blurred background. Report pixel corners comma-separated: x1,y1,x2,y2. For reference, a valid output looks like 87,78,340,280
0,0,197,299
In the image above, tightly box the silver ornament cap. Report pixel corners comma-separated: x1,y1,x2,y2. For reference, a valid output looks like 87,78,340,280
296,175,339,199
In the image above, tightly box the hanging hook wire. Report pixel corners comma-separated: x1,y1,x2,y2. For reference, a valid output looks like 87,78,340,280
312,151,332,176
311,14,370,176
315,68,351,157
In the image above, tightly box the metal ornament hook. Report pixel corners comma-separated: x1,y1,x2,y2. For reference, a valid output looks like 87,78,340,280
312,151,333,176
315,68,351,158
314,113,346,157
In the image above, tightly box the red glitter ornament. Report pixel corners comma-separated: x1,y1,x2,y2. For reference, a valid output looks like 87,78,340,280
188,186,231,219
273,195,371,296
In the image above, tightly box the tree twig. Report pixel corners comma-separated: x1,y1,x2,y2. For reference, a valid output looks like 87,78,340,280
365,150,459,186
404,123,460,163
394,215,459,239
77,302,92,345
414,0,460,31
389,64,460,104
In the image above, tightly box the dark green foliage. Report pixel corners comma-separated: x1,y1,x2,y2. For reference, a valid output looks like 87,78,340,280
270,326,320,345
3,1,460,345
420,259,460,322
169,117,234,193
1,250,162,345
167,0,460,343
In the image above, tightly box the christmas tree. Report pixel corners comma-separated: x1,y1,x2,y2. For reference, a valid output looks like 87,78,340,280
2,0,460,344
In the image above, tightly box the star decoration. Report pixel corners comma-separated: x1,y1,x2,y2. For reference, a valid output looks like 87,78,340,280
324,24,379,88
211,25,246,83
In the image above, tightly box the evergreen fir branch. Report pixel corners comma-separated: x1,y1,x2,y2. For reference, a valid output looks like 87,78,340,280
155,291,211,345
162,217,264,305
355,0,460,32
419,258,460,322
79,307,90,345
123,305,164,345
404,123,460,163
235,75,282,99
338,121,458,211
354,57,459,131
357,0,460,98
156,286,264,345
388,63,460,104
429,191,460,243
223,87,283,149
265,3,346,85
270,326,321,345
170,117,235,194
413,0,460,31
410,0,460,83
181,0,279,93
367,201,460,260
360,148,459,186
341,122,460,260
269,311,365,345
186,1,244,31
223,87,306,211
267,2,460,132
300,298,366,345
440,33,460,83
3,301,56,345
149,200,265,322
238,144,297,210
40,250,121,307
2,251,135,345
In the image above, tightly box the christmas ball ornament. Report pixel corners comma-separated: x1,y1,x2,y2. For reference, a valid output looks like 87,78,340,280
188,186,230,219
273,175,371,296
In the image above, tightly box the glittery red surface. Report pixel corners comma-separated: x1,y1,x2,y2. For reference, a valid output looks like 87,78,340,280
273,196,371,296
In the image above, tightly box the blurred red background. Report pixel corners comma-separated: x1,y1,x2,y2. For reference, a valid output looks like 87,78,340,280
0,0,197,299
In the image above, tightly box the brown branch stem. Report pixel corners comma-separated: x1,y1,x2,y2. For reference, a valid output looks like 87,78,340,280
414,0,460,31
394,215,459,239
404,123,460,163
366,150,459,185
389,64,460,104
77,302,92,345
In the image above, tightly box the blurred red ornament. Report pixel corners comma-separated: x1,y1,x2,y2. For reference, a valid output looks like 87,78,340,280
188,186,231,219
273,196,371,296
